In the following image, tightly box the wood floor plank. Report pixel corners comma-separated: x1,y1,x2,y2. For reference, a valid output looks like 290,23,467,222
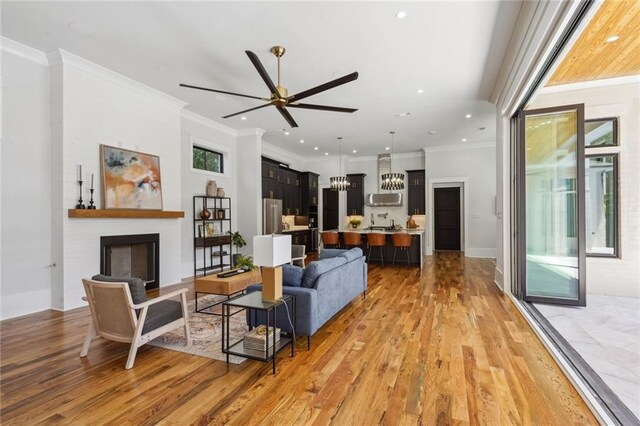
1,253,597,425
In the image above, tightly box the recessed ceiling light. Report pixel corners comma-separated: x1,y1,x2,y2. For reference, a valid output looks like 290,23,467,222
68,21,94,35
241,116,247,121
465,114,472,118
606,35,619,43
324,152,329,156
352,150,357,153
428,131,437,135
462,138,467,142
394,112,411,118
299,139,304,144
395,11,407,19
284,131,290,136
417,89,424,94
314,147,319,151
385,147,390,151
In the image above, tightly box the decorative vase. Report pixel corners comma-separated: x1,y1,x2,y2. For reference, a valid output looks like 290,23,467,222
217,187,225,197
206,180,217,197
200,208,211,220
217,209,225,219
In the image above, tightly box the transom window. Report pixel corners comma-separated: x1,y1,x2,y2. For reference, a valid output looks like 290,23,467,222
193,146,223,174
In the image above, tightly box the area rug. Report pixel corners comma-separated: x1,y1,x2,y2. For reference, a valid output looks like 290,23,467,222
148,294,249,364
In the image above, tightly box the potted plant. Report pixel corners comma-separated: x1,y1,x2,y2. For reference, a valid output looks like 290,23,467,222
348,217,362,229
228,231,247,267
234,254,257,271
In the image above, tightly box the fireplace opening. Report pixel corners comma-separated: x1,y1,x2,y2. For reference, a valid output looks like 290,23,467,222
100,233,159,290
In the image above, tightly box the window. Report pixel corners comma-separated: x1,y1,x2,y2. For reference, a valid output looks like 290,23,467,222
585,154,617,256
585,117,617,147
193,146,223,173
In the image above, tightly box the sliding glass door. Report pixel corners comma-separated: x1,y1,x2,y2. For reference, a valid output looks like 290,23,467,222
517,104,586,306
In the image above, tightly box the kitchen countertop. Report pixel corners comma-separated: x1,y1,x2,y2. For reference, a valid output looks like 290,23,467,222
283,226,315,233
330,228,425,235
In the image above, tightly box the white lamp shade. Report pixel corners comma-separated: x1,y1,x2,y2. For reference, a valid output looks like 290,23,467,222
253,234,292,267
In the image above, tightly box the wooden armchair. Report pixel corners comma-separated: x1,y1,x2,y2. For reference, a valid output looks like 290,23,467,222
80,278,191,369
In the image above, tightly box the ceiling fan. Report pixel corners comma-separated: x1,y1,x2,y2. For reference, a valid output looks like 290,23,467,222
180,46,359,128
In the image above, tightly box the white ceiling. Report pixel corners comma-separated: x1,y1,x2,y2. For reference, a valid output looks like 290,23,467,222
1,1,522,157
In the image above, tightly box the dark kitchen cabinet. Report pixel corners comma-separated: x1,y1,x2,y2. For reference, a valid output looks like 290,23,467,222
300,172,319,213
407,169,426,215
346,173,366,216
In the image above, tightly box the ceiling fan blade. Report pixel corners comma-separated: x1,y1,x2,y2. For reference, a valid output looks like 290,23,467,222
179,83,269,101
288,72,359,102
277,106,298,128
222,102,274,119
287,103,358,113
245,50,281,99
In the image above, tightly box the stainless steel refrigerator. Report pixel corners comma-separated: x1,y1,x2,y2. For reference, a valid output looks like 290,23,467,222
262,198,283,234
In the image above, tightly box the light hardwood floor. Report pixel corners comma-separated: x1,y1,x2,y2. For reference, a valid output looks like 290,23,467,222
0,253,596,425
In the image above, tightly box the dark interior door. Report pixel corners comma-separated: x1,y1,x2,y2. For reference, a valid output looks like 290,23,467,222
322,188,339,231
434,187,461,251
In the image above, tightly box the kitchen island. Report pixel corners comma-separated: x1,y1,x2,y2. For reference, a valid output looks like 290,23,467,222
327,228,425,269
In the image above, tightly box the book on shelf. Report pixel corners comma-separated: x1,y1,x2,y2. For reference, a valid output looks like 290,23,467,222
243,325,281,351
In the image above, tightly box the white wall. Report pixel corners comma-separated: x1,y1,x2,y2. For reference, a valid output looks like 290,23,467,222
50,50,186,311
1,41,52,319
425,143,497,257
529,78,640,298
180,111,237,276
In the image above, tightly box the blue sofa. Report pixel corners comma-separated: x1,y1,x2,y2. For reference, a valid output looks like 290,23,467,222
246,247,367,343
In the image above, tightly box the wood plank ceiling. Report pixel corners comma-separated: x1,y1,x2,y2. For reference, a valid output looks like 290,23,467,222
547,0,640,86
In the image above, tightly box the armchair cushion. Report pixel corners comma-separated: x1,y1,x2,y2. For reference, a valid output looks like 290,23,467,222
142,300,183,334
92,274,147,304
340,247,363,263
319,249,345,260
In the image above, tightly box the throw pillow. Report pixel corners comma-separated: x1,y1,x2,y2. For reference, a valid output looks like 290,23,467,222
282,263,304,287
91,274,148,304
319,248,345,260
301,257,347,288
340,247,363,262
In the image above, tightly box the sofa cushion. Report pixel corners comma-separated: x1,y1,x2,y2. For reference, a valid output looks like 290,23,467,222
301,257,347,288
142,300,183,334
319,248,345,260
282,263,304,287
92,274,147,304
340,247,363,262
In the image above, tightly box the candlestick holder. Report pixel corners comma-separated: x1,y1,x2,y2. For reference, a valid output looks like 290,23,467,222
76,180,86,209
88,188,96,209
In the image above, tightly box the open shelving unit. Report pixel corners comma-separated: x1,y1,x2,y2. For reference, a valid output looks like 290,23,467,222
193,196,232,277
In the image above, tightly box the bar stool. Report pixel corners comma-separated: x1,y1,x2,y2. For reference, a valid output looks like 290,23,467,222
367,233,386,267
392,233,412,267
343,232,362,249
321,231,340,249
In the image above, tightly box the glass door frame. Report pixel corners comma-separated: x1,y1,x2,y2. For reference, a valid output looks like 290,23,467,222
516,104,587,306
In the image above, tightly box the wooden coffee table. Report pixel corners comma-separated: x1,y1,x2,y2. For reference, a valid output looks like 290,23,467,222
194,269,262,316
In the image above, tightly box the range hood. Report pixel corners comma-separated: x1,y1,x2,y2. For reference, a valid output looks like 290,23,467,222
365,154,403,207
366,192,403,207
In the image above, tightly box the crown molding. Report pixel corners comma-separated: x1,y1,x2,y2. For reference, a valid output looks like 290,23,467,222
236,127,266,138
48,49,187,109
538,75,640,95
424,141,496,153
1,37,48,66
181,109,237,136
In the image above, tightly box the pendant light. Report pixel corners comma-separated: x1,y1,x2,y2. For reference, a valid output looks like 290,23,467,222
330,137,350,191
381,131,405,190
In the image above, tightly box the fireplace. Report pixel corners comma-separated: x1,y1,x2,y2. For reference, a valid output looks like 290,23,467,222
100,234,159,290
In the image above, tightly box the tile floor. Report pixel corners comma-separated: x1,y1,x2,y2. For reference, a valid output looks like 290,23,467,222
535,295,640,419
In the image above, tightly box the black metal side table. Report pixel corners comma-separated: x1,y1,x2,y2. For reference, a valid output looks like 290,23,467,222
222,291,296,374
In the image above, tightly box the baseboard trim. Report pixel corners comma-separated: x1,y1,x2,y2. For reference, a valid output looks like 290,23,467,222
465,248,497,258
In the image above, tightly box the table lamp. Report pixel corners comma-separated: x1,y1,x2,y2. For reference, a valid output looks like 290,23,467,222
253,234,292,302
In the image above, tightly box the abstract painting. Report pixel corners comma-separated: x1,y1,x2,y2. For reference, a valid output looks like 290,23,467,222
101,145,163,210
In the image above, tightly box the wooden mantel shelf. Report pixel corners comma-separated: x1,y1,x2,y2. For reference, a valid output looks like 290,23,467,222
68,209,185,219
